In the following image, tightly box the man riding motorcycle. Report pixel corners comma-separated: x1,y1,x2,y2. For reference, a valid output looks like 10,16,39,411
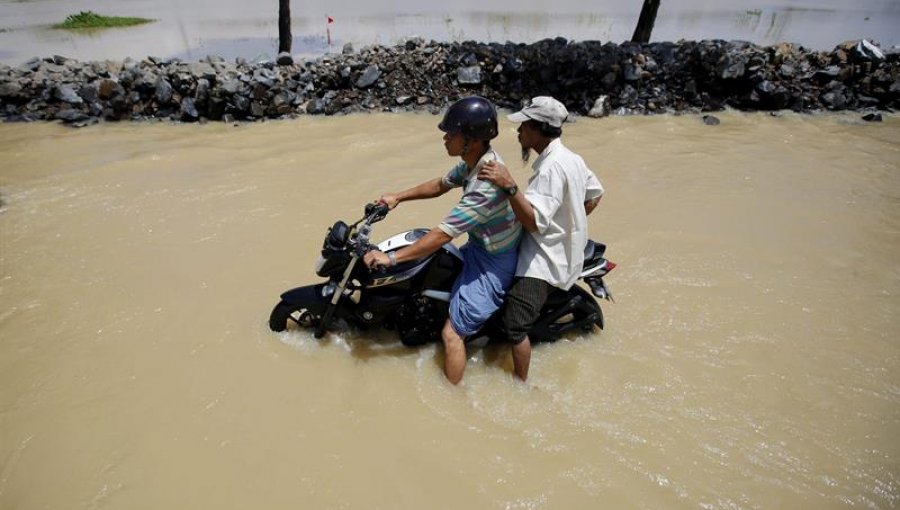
363,96,522,385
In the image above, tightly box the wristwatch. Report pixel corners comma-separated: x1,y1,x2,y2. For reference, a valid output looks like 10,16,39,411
502,185,518,196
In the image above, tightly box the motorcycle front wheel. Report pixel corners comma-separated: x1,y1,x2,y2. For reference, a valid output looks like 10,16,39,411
269,301,321,332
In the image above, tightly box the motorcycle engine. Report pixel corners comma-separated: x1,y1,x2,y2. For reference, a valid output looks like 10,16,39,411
395,296,446,346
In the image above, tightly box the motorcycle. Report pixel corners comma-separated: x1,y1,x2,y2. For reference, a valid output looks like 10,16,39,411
269,203,615,346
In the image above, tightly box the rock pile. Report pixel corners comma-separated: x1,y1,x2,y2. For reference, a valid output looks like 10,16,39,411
1,38,897,126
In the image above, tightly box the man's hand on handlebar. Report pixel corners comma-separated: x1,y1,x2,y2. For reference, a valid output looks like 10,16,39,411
378,193,401,210
363,250,391,270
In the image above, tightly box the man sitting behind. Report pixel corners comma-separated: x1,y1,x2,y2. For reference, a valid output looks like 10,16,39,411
478,96,604,381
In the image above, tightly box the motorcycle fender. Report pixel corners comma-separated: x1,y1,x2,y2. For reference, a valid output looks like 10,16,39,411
279,284,330,314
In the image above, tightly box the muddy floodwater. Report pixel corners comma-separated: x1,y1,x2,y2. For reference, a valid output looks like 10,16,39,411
1,112,899,509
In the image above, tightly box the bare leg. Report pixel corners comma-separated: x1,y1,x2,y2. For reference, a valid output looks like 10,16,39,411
511,336,532,381
441,319,467,385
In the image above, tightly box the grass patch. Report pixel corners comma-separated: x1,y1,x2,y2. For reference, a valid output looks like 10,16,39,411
53,11,154,30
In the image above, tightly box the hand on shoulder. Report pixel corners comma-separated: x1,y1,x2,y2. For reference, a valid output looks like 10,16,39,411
477,160,515,189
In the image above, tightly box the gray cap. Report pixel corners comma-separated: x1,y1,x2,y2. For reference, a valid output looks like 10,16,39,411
506,96,569,127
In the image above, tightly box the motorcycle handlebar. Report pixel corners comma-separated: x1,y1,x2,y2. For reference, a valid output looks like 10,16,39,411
350,203,389,257
364,202,390,223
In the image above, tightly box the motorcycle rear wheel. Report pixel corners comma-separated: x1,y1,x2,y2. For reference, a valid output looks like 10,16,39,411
269,300,320,332
530,285,604,342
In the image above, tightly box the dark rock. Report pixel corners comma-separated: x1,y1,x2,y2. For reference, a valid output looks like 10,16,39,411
862,113,883,122
852,40,885,63
98,79,123,100
601,71,617,89
812,66,841,82
78,84,98,103
504,58,524,73
757,80,777,95
718,54,746,80
356,65,381,88
342,43,355,55
155,77,174,104
232,94,250,113
821,91,846,109
624,64,643,81
180,97,199,120
251,83,268,101
457,66,482,85
195,79,210,103
754,80,791,109
619,85,638,103
683,79,698,98
306,98,326,114
778,64,795,78
187,62,216,80
253,68,277,88
0,82,24,99
250,101,265,117
221,80,242,95
55,108,90,123
55,84,84,104
271,92,292,114
703,115,720,125
857,95,880,107
22,57,41,72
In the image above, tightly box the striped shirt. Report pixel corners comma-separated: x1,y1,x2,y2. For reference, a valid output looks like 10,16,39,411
437,150,522,254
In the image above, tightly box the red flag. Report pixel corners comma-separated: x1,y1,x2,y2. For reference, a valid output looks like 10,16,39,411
327,16,334,24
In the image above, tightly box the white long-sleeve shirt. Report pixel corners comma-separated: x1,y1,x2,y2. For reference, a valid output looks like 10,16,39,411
518,138,604,289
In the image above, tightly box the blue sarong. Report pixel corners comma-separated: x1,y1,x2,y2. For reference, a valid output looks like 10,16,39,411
449,243,518,337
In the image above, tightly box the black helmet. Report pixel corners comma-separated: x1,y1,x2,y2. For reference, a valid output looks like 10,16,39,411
438,96,498,141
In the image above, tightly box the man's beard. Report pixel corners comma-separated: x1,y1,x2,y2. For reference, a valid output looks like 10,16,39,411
521,146,531,163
